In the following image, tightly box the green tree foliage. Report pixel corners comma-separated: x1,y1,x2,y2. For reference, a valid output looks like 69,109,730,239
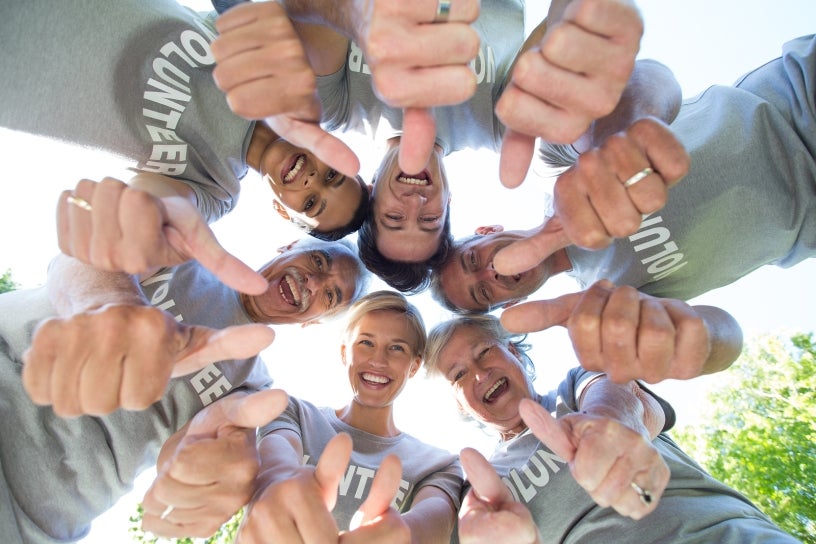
0,269,18,294
674,332,816,542
128,505,244,543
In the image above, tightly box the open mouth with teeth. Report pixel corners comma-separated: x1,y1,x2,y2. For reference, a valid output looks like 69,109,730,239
282,154,306,185
277,270,305,308
483,377,509,404
360,372,391,388
396,170,431,186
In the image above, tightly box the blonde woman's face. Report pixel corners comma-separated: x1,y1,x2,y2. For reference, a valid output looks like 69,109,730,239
342,310,421,408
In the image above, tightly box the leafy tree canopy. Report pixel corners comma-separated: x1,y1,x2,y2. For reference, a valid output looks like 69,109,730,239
674,332,816,543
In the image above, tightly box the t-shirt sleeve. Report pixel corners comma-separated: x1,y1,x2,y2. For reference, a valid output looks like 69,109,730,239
413,456,465,512
316,51,352,133
258,396,303,440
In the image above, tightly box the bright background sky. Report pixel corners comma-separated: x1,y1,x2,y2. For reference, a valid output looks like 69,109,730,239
1,1,815,541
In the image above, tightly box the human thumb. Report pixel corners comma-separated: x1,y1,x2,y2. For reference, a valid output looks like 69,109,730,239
171,323,275,377
349,454,402,530
519,399,576,462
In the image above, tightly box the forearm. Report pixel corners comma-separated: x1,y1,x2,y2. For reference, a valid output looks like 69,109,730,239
46,254,147,316
402,491,457,544
128,172,197,205
579,376,665,440
256,431,305,490
574,59,683,152
694,305,744,375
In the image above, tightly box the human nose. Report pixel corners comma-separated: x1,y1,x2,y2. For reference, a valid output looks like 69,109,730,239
303,272,325,296
478,261,500,283
302,169,316,188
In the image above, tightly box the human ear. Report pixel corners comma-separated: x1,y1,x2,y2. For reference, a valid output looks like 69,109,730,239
474,225,504,236
340,344,348,366
272,200,291,221
277,239,300,254
408,357,421,378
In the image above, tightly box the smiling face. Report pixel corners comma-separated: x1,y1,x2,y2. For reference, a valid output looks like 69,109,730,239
240,241,363,325
438,231,554,312
371,141,450,262
435,324,534,438
341,310,421,409
261,139,366,233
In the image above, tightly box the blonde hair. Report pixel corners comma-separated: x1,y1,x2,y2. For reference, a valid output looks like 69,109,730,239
342,290,427,359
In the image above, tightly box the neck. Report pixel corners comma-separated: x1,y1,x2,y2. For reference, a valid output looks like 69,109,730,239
336,400,399,437
246,123,280,173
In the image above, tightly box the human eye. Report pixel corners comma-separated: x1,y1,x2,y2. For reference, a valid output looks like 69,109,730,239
385,213,404,221
476,343,491,360
390,344,406,352
469,251,477,268
311,252,324,271
420,215,440,223
325,288,334,307
358,339,374,347
452,369,466,383
303,196,316,212
325,168,338,183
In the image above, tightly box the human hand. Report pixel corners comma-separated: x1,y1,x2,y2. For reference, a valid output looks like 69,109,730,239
494,119,688,277
552,117,689,249
339,454,409,544
22,303,275,416
237,433,353,543
57,178,267,295
501,280,712,383
140,389,288,539
519,399,668,519
350,0,480,173
497,0,644,187
458,447,541,544
212,2,360,178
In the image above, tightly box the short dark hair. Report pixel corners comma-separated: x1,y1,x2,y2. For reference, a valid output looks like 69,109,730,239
429,233,484,314
294,176,371,242
357,205,452,294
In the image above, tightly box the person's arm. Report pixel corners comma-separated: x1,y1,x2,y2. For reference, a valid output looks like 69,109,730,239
573,59,683,153
23,254,274,416
140,389,288,539
577,374,665,440
238,430,350,543
57,176,266,294
520,374,671,520
500,281,743,384
401,486,457,544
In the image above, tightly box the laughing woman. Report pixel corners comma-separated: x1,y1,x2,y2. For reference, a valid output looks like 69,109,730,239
238,291,462,543
424,314,796,543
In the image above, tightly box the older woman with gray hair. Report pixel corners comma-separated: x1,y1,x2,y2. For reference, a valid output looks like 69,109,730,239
424,314,797,543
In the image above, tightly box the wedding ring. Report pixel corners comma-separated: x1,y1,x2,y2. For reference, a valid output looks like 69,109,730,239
434,0,452,22
66,194,93,211
630,481,653,505
160,504,175,520
622,167,654,188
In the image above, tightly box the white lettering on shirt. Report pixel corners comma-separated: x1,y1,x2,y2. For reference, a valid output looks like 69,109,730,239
140,24,216,176
629,214,689,282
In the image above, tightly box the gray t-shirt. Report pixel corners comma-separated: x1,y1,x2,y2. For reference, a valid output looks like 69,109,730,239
0,262,272,543
566,35,816,300
317,0,525,155
262,397,463,532
0,0,252,223
485,368,796,543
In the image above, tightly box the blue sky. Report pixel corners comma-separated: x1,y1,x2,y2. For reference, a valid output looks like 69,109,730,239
0,1,814,541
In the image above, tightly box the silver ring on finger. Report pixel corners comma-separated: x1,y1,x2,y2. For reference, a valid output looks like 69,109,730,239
434,0,452,22
630,481,653,505
622,167,654,188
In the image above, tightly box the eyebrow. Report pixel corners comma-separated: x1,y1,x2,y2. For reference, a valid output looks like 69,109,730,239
312,199,327,218
319,249,343,307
